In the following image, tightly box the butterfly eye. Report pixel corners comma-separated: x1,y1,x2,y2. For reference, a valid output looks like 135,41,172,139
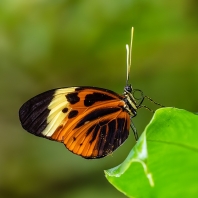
124,85,132,93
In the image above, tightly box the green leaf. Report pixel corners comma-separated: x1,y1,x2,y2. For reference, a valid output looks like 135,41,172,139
105,108,198,198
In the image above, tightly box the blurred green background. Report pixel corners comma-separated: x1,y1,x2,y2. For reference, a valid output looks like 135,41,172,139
1,0,198,197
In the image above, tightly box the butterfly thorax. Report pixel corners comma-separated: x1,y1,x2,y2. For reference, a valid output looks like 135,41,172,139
122,85,137,118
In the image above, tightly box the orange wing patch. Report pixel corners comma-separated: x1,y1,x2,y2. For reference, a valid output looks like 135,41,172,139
19,87,130,158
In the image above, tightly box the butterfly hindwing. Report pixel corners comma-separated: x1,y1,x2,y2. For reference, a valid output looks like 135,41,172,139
19,86,130,158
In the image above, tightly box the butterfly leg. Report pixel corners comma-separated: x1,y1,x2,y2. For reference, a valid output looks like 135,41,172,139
138,105,155,113
130,120,139,141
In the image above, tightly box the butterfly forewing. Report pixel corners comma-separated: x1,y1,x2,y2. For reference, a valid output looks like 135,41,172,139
19,86,131,158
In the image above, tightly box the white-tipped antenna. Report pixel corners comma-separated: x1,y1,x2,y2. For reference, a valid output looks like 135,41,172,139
126,27,134,85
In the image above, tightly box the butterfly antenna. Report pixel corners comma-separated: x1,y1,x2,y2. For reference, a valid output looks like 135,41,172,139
126,27,134,86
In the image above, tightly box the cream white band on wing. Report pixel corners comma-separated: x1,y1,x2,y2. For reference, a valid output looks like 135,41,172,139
42,87,77,137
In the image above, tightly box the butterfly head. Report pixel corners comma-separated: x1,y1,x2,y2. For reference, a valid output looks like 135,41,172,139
124,84,133,93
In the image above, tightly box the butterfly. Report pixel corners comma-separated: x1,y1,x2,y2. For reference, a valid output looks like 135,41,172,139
19,28,163,159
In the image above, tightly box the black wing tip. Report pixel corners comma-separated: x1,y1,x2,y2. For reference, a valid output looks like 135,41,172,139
19,89,56,135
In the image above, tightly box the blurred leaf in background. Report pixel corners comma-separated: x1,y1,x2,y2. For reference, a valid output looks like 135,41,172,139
0,0,198,197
